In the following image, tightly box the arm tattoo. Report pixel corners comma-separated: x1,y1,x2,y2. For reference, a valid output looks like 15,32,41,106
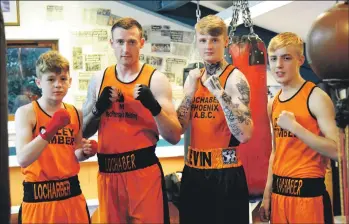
176,95,193,128
221,91,251,136
205,60,228,76
236,79,250,106
208,75,222,90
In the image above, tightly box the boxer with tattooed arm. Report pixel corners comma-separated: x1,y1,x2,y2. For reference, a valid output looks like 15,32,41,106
176,15,253,224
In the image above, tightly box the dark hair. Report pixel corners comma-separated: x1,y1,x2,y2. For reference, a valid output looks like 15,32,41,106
111,17,143,38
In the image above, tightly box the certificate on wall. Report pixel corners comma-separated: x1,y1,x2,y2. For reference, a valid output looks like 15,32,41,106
72,47,83,70
1,0,20,26
78,72,94,91
46,5,64,21
85,54,102,71
144,25,171,44
74,95,87,110
164,57,187,87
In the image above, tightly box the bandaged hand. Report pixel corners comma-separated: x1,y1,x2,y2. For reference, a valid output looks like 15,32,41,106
92,86,114,117
40,109,71,141
134,84,162,116
203,75,223,96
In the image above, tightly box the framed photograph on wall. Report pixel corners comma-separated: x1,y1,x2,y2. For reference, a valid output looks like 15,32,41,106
0,0,20,26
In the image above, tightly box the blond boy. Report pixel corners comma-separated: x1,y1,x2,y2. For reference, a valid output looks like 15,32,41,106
259,32,338,223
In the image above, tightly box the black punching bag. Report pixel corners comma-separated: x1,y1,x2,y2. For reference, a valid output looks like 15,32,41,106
0,6,10,224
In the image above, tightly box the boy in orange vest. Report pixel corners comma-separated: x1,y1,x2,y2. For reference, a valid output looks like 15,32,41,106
260,32,338,223
15,51,97,223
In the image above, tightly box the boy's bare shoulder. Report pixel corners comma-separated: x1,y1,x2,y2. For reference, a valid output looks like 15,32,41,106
15,102,36,124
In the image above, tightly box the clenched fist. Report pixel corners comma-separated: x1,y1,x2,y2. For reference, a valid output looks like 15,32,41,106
277,110,297,133
183,68,202,96
203,75,223,97
81,138,98,158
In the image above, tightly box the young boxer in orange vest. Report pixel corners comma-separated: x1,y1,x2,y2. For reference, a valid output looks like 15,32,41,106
259,32,338,224
15,51,97,223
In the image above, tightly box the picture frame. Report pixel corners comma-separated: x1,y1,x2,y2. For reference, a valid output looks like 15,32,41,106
1,0,20,26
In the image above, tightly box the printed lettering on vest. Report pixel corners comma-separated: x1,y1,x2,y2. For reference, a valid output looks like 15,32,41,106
192,96,220,119
40,126,75,145
273,117,296,138
105,88,138,120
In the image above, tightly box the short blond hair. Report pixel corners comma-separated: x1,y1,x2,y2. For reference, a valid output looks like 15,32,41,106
195,15,227,37
268,32,304,55
36,51,70,79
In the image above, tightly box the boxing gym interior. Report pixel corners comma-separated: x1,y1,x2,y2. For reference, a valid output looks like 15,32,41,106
0,0,348,223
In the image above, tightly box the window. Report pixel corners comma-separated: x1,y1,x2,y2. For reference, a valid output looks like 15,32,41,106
6,40,58,120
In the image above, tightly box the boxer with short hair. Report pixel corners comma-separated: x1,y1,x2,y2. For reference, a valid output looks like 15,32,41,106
176,15,253,224
82,17,182,223
15,50,97,223
259,32,338,224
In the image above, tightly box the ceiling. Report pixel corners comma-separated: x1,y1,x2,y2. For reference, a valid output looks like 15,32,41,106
215,1,339,42
194,1,263,12
124,1,343,42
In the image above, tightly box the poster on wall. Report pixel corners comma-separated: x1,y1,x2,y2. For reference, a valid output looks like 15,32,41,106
85,54,102,71
108,14,121,26
96,8,111,26
1,0,20,26
145,55,163,69
75,95,87,110
71,29,109,45
170,30,195,44
78,72,94,91
164,57,187,87
72,47,83,70
151,43,170,53
82,8,97,25
144,25,171,44
46,5,64,21
171,42,193,57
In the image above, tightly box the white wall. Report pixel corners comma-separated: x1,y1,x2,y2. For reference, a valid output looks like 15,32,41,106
5,0,193,103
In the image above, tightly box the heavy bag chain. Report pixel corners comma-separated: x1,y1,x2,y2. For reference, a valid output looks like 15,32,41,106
190,0,202,68
228,1,241,44
241,0,255,36
228,0,255,44
196,0,201,23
